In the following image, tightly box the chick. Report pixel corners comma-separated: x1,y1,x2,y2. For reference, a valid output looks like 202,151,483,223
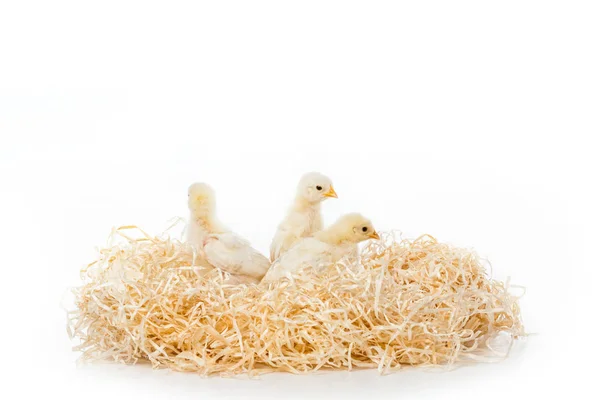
270,172,338,262
186,182,270,284
263,213,380,282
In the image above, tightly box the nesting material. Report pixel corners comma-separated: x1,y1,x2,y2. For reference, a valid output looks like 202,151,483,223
67,225,524,376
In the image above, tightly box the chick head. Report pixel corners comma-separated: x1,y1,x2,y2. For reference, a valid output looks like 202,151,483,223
187,182,216,217
328,212,380,244
297,172,338,203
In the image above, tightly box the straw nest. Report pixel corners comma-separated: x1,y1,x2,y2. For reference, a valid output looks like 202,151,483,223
67,225,524,376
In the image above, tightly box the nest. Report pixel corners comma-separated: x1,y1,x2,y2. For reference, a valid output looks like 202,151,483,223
67,225,524,376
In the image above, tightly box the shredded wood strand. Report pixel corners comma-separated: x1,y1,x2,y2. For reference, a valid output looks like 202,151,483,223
68,226,524,375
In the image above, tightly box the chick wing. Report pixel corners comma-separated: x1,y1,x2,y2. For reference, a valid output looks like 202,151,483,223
205,232,271,280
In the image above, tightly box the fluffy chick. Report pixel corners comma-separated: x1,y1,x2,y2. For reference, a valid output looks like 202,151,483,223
263,213,379,282
270,172,337,262
186,182,270,283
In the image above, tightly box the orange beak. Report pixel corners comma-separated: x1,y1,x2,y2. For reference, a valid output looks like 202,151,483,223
323,185,338,198
369,231,380,240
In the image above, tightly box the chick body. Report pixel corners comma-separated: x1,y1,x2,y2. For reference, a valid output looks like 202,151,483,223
263,213,379,282
186,183,270,283
270,172,337,261
203,233,271,281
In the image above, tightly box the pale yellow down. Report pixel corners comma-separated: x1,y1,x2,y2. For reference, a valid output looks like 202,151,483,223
186,182,270,283
263,213,379,282
269,172,337,262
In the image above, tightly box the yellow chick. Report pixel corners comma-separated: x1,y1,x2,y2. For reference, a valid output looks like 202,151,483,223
270,172,338,262
186,182,270,284
263,213,379,282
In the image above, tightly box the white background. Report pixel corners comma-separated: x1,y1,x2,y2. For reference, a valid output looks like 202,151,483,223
1,1,598,398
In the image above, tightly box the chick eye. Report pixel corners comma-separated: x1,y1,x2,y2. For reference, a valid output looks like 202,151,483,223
316,185,322,191
362,227,368,232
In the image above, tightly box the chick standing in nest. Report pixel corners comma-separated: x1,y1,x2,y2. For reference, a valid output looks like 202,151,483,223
263,213,380,282
270,172,338,262
186,182,270,284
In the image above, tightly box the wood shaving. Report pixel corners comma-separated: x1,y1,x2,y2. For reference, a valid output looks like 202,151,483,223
67,226,524,375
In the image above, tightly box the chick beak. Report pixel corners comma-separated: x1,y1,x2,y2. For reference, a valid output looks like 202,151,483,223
324,186,338,198
369,231,381,240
